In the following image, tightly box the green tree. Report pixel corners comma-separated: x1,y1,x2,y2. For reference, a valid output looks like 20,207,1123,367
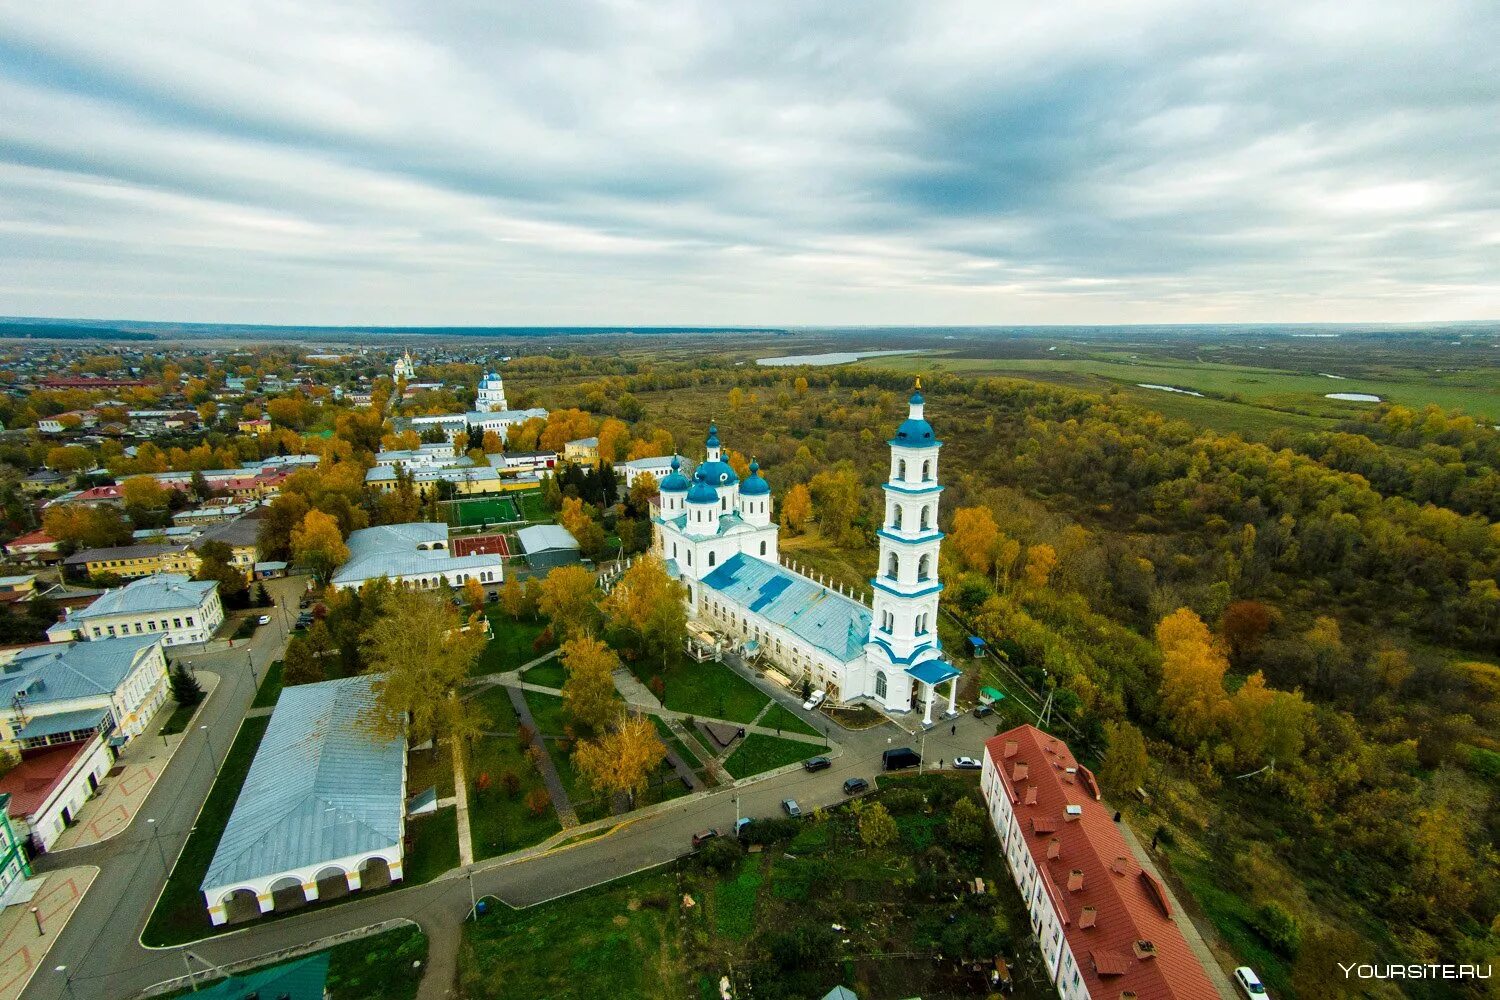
945,796,986,848
169,665,204,706
1097,720,1149,795
858,802,897,848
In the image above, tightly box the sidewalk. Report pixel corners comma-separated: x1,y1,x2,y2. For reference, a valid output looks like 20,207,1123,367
50,673,219,853
505,687,578,828
0,865,98,1000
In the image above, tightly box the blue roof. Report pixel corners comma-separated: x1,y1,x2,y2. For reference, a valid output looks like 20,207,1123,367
705,423,720,448
741,459,770,496
686,472,719,504
68,574,216,620
906,657,961,685
893,417,935,444
701,554,871,663
15,706,108,741
659,455,690,492
0,635,162,707
332,522,504,586
202,675,406,890
194,953,329,1000
697,459,738,487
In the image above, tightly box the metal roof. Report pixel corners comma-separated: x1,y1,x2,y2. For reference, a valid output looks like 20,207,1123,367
0,635,161,708
202,675,405,891
906,657,961,685
64,543,188,565
332,522,504,586
194,952,330,1000
15,706,108,741
516,524,580,555
700,554,870,663
66,573,215,620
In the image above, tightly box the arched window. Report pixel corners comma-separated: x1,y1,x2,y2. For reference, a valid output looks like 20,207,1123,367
708,552,717,567
917,554,931,580
721,498,727,511
892,506,903,529
887,552,899,579
922,459,931,481
920,506,930,531
875,671,888,699
759,541,767,555
897,459,907,480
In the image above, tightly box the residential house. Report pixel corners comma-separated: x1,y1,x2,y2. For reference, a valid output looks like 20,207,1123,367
4,530,61,564
47,574,223,647
64,543,199,580
564,436,600,465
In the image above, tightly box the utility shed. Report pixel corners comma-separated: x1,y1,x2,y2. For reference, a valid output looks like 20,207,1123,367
516,523,582,572
200,675,407,926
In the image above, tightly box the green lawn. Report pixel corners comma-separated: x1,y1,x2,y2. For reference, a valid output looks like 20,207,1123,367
631,653,769,724
473,612,554,677
468,686,562,859
520,656,565,689
651,716,704,773
757,702,821,738
459,870,686,1000
516,490,550,523
522,689,570,736
143,716,272,946
162,924,428,1000
250,658,285,709
722,733,818,780
157,699,199,736
404,807,459,884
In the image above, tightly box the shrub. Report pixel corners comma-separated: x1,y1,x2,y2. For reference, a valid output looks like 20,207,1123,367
524,787,551,816
739,817,801,845
766,921,836,970
699,836,741,875
859,803,898,848
1253,901,1302,956
945,796,986,848
880,788,926,814
500,771,520,798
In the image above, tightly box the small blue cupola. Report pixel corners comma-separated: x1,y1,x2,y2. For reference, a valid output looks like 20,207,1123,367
741,458,770,496
659,454,690,493
894,377,934,444
686,470,719,505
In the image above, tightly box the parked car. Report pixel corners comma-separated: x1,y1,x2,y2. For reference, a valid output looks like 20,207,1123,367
733,817,752,838
1234,967,1269,998
972,703,994,719
802,756,831,772
952,756,981,770
882,747,921,771
691,829,720,848
256,615,272,626
781,798,802,818
802,689,827,711
842,777,869,795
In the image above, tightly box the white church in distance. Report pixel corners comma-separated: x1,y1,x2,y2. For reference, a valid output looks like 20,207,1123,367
653,381,961,723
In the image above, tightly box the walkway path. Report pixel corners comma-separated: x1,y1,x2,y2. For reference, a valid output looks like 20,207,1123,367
668,719,730,785
451,746,474,868
0,866,97,1000
610,668,661,711
50,674,218,853
504,688,578,828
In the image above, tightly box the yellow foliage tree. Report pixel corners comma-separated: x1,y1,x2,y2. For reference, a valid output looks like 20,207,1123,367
1022,543,1057,589
559,635,623,733
950,506,999,575
573,714,667,808
538,564,599,639
601,554,687,668
596,418,630,463
1156,607,1230,748
780,483,812,533
290,509,350,584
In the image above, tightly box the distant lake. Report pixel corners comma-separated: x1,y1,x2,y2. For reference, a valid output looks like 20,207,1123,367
757,349,916,367
1137,383,1205,397
1326,392,1382,402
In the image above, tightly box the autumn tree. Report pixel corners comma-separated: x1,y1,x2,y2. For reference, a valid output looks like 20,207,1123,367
193,540,248,604
43,503,130,553
573,714,667,808
950,506,999,575
499,576,526,620
858,802,897,847
291,509,350,584
780,483,812,534
596,418,630,463
45,445,94,475
1021,543,1057,589
809,468,862,546
559,496,606,559
559,635,623,733
462,576,487,609
1227,672,1313,769
120,475,170,515
1156,607,1230,747
538,565,599,639
1097,720,1149,794
601,554,687,667
363,590,488,768
627,472,658,515
1219,599,1274,663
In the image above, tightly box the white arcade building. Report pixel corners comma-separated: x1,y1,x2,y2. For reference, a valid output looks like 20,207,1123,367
653,381,961,723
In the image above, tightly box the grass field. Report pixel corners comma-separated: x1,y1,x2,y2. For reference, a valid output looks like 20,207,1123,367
472,610,554,677
520,656,565,688
722,732,817,779
403,807,460,885
143,716,272,946
163,924,429,1000
757,702,821,738
250,658,285,709
444,495,520,527
516,490,550,523
468,686,563,859
628,652,770,723
457,774,1044,1000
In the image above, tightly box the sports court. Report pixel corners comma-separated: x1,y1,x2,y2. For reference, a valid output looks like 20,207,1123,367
442,495,520,527
451,533,511,557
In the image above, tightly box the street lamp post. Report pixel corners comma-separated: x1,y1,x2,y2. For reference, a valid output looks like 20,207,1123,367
199,724,217,763
146,817,168,872
30,905,43,935
54,966,77,1000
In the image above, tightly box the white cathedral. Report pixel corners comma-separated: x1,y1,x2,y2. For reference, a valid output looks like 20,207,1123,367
653,381,961,723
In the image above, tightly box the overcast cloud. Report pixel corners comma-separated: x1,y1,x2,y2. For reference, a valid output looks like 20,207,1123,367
1,0,1497,325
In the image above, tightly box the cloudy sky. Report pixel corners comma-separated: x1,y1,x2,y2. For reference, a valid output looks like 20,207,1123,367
1,1,1497,326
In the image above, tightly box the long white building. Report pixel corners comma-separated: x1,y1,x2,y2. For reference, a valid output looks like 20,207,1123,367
653,381,960,721
47,574,223,647
330,523,504,593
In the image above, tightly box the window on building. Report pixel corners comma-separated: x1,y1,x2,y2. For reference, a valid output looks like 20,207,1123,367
708,552,716,567
917,554,931,581
897,459,906,480
759,541,766,555
892,506,903,529
172,618,181,629
922,459,931,480
920,505,930,530
875,671,887,698
887,552,899,579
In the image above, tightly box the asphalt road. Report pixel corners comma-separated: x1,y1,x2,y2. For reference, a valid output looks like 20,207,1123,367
24,585,999,1000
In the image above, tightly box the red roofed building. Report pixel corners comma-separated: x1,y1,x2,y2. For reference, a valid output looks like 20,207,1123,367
981,724,1221,999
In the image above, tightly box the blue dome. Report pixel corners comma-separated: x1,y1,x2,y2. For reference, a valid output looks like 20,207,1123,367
910,388,924,405
705,422,720,449
686,471,719,504
895,418,935,443
741,459,770,496
658,455,690,492
696,459,739,487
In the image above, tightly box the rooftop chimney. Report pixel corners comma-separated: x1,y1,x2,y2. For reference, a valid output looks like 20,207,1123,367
1111,856,1129,876
1068,869,1085,892
1046,837,1061,860
1024,785,1038,806
1064,804,1083,820
1012,761,1029,781
1132,940,1157,960
1003,740,1017,758
1080,906,1098,929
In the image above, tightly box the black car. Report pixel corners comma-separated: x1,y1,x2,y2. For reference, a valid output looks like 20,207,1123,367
843,777,869,795
972,703,994,718
882,747,921,771
802,756,831,772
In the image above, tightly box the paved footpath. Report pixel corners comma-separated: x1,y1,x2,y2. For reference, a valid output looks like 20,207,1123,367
0,867,97,1000
50,675,218,853
505,688,578,827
